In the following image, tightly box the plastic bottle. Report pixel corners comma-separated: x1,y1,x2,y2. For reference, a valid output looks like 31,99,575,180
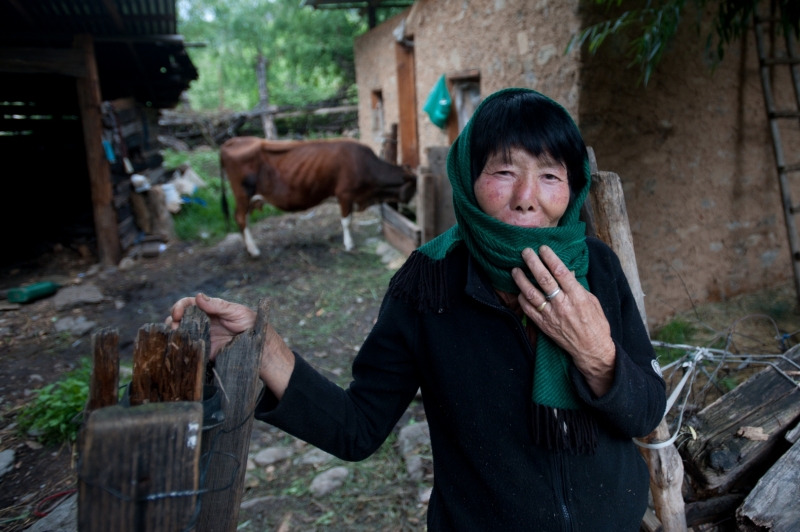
7,282,61,303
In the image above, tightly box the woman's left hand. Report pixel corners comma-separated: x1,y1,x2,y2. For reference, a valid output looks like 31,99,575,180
512,246,616,397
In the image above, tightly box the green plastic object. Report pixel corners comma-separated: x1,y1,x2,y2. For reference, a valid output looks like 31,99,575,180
423,75,452,129
7,282,61,303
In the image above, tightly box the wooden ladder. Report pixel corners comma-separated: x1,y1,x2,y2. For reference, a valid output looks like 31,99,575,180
753,7,800,306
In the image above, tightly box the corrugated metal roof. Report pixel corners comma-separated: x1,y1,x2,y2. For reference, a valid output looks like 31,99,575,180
0,0,176,38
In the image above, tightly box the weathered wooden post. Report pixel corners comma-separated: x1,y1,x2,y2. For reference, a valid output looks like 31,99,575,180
195,299,268,532
584,149,687,532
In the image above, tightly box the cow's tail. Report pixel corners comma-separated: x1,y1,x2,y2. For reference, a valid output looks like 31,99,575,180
220,153,231,232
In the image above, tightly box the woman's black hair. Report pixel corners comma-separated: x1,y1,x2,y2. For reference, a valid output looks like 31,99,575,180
469,91,588,199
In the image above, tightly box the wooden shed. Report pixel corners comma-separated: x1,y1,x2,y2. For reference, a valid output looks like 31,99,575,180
0,0,197,266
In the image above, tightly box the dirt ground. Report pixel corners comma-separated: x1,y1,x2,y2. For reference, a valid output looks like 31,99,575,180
0,201,431,531
1,199,798,531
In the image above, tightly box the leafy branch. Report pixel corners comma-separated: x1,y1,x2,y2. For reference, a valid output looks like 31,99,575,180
567,0,800,85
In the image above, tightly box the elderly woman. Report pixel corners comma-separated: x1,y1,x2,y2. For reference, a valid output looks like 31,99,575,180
168,88,666,531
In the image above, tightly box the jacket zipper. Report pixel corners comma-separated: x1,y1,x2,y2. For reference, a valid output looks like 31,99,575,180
470,292,576,532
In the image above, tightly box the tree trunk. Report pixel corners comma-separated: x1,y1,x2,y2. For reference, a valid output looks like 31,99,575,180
256,52,276,140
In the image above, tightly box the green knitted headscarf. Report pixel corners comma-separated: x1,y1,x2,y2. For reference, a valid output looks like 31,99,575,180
418,88,592,417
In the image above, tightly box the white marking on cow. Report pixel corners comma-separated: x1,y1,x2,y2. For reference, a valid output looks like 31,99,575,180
244,226,261,257
341,214,354,251
250,194,265,204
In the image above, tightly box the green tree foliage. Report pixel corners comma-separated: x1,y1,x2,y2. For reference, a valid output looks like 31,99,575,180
179,0,369,110
569,0,800,85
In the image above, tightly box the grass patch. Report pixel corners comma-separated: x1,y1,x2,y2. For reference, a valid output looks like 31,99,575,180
17,358,91,445
162,148,281,244
653,317,696,365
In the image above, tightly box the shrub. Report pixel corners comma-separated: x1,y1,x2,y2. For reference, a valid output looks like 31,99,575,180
17,359,91,445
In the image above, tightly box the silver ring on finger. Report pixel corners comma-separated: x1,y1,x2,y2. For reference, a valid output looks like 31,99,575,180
545,287,561,301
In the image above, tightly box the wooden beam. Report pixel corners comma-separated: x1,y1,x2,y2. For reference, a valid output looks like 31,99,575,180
0,48,87,77
86,328,120,413
195,299,268,532
587,169,686,532
736,438,800,531
78,403,203,532
74,34,121,266
395,40,419,169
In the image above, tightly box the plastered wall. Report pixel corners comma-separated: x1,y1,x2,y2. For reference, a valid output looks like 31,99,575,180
354,0,799,326
579,4,800,326
355,0,583,167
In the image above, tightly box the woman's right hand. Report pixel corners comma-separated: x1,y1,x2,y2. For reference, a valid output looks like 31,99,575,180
166,293,295,399
167,293,256,359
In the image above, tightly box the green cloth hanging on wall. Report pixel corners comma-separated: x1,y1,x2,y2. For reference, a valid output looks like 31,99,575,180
423,75,451,129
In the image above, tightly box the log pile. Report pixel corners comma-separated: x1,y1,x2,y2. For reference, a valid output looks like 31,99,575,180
675,346,800,531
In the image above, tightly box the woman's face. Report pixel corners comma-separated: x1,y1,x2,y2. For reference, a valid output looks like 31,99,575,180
474,148,570,228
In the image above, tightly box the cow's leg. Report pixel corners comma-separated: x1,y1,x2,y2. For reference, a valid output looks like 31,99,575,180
338,199,354,251
235,208,261,258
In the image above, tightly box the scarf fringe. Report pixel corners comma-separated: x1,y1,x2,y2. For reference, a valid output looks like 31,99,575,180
388,251,449,314
531,402,598,455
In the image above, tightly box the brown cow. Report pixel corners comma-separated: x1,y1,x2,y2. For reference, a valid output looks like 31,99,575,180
220,137,416,257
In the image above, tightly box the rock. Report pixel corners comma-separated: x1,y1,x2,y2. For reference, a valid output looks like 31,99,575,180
0,449,14,479
25,440,43,450
419,487,432,504
399,422,431,480
398,422,430,456
54,316,96,337
85,264,101,277
309,466,350,497
24,493,77,532
0,326,12,336
295,448,335,466
405,454,425,480
52,284,104,310
244,473,260,489
240,495,292,511
253,446,294,466
246,458,256,471
118,257,136,271
216,233,243,250
29,374,43,381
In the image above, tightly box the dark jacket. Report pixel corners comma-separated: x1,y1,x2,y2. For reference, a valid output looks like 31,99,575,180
256,237,666,531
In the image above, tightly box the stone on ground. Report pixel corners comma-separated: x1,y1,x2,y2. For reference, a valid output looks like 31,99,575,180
24,493,76,532
309,466,350,497
398,422,431,480
0,449,14,479
253,446,294,466
52,283,104,310
54,316,96,337
295,447,334,466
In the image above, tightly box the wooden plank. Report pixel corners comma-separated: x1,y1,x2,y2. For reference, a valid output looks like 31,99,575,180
425,147,456,238
681,349,800,494
130,324,169,406
179,305,212,367
159,329,205,403
684,494,744,528
195,299,268,532
381,203,420,241
86,328,119,413
78,402,203,532
395,40,419,169
74,35,121,266
383,221,418,257
641,508,662,532
0,48,87,77
736,439,800,531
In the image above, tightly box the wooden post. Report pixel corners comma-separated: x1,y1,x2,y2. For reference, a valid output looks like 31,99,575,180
418,173,437,244
588,169,686,532
195,299,268,532
395,39,419,169
78,403,203,532
146,186,176,242
74,34,121,266
256,51,276,140
383,123,398,165
86,328,120,413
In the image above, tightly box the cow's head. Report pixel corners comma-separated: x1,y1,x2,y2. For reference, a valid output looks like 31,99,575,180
398,164,417,203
